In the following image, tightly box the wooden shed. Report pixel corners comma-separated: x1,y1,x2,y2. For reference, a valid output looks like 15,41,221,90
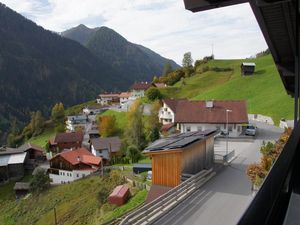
241,62,256,75
143,130,216,187
14,182,30,199
108,185,130,206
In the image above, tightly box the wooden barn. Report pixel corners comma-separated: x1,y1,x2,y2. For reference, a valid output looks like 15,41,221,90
241,62,256,75
143,130,216,187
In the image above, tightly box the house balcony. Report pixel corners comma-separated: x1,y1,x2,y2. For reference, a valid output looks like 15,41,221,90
159,112,173,120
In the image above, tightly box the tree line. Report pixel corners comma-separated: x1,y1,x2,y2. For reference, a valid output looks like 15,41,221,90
6,102,65,147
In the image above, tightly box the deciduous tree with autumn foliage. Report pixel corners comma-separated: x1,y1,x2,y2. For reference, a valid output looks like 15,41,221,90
246,128,292,187
98,115,119,137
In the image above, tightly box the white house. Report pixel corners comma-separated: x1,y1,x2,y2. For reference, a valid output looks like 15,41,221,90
83,105,107,115
96,93,120,105
130,82,152,98
48,148,102,184
66,115,88,132
90,137,122,162
119,92,132,107
159,99,249,137
159,99,177,125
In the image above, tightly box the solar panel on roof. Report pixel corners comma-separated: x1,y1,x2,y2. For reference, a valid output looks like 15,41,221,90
167,136,202,149
145,138,180,151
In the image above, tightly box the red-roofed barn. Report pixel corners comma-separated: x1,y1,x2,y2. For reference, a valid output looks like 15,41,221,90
108,185,130,206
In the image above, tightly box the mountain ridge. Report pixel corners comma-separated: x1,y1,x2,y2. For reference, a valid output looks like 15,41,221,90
62,24,180,81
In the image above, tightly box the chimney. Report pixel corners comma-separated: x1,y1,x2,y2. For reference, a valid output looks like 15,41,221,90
77,156,81,162
206,100,214,108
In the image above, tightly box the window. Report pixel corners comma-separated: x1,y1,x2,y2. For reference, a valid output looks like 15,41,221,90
77,174,79,178
234,124,236,129
186,126,191,132
228,126,233,132
164,108,168,111
216,126,221,130
237,126,241,132
197,126,202,131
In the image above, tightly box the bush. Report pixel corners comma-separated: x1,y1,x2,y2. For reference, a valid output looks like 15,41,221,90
146,88,162,101
30,169,50,193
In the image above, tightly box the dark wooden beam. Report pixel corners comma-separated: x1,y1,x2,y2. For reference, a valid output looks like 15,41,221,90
183,0,247,12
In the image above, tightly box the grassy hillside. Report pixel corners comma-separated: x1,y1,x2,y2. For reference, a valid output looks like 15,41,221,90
0,176,147,225
161,54,293,124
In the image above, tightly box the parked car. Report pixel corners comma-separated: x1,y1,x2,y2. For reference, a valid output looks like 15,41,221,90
245,124,257,136
147,171,152,180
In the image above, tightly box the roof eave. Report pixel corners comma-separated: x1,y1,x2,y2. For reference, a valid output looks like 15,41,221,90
183,0,248,12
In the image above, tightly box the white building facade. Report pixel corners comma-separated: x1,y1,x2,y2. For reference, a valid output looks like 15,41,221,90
49,169,95,184
159,102,175,125
179,123,243,137
159,99,248,137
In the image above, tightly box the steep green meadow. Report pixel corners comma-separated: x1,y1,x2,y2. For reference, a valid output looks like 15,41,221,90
0,176,147,225
161,54,293,124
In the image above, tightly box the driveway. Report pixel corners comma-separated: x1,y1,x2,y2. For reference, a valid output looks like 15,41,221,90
153,122,283,225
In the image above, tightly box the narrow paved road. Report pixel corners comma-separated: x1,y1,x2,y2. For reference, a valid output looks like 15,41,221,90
153,122,283,225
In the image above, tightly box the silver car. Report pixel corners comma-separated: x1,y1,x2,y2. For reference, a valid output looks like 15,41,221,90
245,125,257,136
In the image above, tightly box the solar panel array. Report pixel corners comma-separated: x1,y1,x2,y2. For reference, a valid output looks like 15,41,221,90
144,130,216,152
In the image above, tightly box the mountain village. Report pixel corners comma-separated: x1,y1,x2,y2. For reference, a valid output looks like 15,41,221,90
0,0,297,225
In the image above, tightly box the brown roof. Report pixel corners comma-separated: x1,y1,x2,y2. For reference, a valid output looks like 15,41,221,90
119,92,132,98
160,123,175,132
163,99,183,113
54,131,83,143
90,137,121,153
99,92,120,98
52,148,102,166
131,82,152,90
173,100,248,124
18,143,44,152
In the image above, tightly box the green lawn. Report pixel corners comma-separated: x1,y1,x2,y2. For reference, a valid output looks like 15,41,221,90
0,176,147,225
27,128,55,149
161,55,293,124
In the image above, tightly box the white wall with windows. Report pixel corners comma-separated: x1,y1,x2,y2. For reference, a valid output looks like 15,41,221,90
49,169,93,184
179,123,243,137
159,103,175,125
132,90,145,98
91,145,110,160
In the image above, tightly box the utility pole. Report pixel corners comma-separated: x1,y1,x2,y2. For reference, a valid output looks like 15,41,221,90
226,109,232,160
54,207,57,225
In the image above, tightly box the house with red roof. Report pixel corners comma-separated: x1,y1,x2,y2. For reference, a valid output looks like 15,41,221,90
48,148,102,184
130,82,152,98
159,99,248,137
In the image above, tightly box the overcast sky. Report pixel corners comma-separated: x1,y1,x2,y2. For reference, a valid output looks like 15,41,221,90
1,0,268,64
